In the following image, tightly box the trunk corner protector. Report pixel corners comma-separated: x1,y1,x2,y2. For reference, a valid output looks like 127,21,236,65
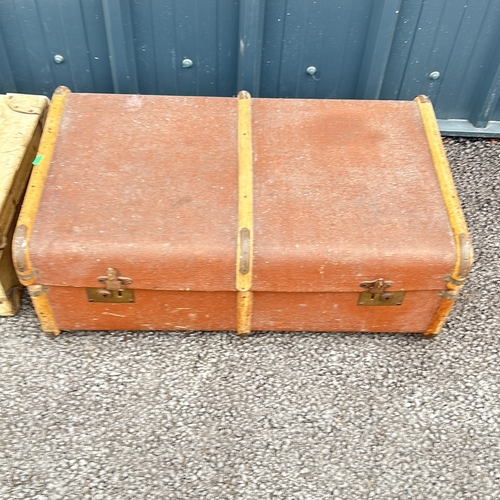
6,93,49,115
415,94,431,105
456,233,473,281
445,233,473,286
13,224,30,278
13,225,39,283
53,85,71,96
27,285,50,298
438,289,459,300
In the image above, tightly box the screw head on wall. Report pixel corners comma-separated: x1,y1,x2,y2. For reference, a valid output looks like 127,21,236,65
429,71,441,80
181,58,193,68
53,55,65,64
306,66,317,76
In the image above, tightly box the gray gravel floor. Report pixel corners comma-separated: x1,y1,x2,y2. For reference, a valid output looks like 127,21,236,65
1,137,499,500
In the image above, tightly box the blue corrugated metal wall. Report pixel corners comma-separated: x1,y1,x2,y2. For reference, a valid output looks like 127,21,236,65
1,0,499,136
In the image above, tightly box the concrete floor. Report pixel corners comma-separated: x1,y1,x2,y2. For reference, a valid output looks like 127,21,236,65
0,137,499,499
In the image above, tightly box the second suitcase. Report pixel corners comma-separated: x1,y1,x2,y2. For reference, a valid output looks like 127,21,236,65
0,93,48,315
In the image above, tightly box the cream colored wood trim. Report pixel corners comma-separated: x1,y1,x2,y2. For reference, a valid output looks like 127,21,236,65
415,95,473,335
415,95,473,282
27,285,60,336
237,291,253,336
425,297,455,336
14,86,71,285
236,91,254,335
13,87,70,335
236,90,253,291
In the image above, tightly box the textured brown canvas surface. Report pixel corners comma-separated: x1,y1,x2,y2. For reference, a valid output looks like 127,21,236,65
29,94,456,332
47,288,441,333
251,99,455,292
31,94,239,291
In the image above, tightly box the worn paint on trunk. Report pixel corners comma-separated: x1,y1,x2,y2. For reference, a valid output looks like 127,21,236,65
21,92,469,334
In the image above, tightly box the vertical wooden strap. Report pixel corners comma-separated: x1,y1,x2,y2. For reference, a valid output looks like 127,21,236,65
425,297,456,336
14,86,71,284
236,91,253,335
237,291,253,335
13,86,70,336
415,95,473,282
415,95,473,335
27,286,60,336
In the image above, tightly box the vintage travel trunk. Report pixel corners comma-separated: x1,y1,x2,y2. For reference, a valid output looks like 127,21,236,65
0,93,48,315
14,87,472,336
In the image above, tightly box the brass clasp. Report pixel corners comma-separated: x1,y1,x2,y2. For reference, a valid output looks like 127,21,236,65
86,268,135,303
97,267,132,291
360,278,393,294
358,278,405,306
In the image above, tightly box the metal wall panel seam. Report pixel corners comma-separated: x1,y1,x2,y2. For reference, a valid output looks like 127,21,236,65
144,0,159,95
237,0,266,96
13,0,54,95
356,0,401,99
444,0,497,122
79,0,114,93
258,0,287,98
397,0,447,100
469,32,500,128
409,0,466,106
293,1,311,97
431,2,470,115
2,0,500,136
438,119,500,137
394,0,425,100
216,0,239,97
102,0,139,94
146,0,178,95
193,0,219,96
56,0,97,92
379,0,422,99
0,24,15,92
320,0,352,99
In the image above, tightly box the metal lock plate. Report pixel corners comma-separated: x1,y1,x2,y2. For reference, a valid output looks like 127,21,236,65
86,288,135,303
357,291,405,306
358,278,405,306
87,268,134,303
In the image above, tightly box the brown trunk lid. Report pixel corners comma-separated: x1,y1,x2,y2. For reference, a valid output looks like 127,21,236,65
29,94,455,293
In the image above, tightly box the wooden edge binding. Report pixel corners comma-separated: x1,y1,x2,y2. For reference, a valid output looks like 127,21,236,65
12,86,70,336
424,295,456,336
236,90,254,335
415,95,473,335
237,291,253,337
27,285,59,335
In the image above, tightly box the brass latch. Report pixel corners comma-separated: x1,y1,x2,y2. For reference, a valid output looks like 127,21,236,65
86,267,135,303
357,278,405,306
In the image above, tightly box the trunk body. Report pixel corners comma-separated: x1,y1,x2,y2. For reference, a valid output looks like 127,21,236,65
15,89,471,335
